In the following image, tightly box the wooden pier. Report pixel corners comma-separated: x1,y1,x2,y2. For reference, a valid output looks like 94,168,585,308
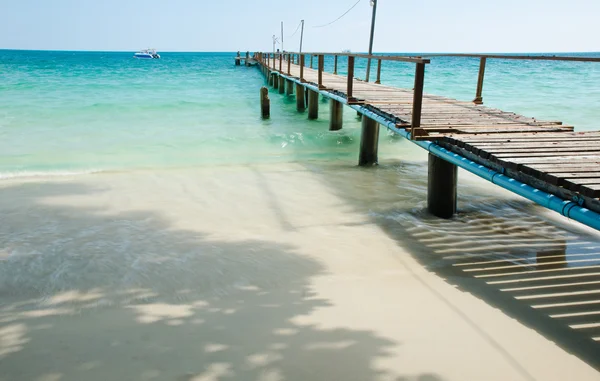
251,52,600,230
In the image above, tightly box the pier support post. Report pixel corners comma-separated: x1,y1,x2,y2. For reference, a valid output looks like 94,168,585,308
278,75,285,94
359,117,379,166
329,99,343,131
356,111,362,120
286,79,294,95
260,87,270,119
273,73,279,89
268,71,274,86
427,153,457,219
296,84,306,111
308,90,319,120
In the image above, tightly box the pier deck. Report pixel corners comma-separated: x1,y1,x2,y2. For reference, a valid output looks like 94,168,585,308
258,54,600,223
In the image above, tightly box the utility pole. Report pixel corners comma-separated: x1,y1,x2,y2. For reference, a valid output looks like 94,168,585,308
365,0,377,82
281,22,284,52
299,19,305,53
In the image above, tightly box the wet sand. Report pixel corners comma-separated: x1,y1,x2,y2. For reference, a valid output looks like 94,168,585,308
1,162,599,381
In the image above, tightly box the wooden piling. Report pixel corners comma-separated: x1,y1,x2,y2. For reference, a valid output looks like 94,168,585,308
308,90,319,119
273,73,279,89
296,84,306,111
333,55,338,75
359,117,379,166
278,75,285,94
329,99,343,131
260,87,270,119
410,62,426,139
268,71,274,86
347,56,355,102
473,57,486,104
427,153,457,218
286,79,294,95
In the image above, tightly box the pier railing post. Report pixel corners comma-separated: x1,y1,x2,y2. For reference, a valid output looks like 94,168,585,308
287,54,291,75
375,59,382,84
279,53,282,73
347,56,355,103
310,55,313,69
300,55,305,82
334,55,338,75
411,62,426,139
473,57,486,104
318,54,325,89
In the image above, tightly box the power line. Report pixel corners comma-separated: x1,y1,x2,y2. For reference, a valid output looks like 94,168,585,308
288,21,302,38
313,0,362,28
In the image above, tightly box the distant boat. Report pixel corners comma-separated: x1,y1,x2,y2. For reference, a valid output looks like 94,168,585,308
134,49,160,59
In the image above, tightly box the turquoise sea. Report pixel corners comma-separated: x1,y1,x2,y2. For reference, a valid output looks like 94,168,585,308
1,50,599,177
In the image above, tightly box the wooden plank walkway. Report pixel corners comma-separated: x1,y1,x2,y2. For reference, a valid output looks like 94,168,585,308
271,60,600,215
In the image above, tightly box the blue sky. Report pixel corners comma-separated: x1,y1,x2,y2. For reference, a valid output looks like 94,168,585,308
0,0,598,52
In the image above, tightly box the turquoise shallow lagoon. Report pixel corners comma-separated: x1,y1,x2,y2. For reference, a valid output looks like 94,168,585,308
1,50,598,176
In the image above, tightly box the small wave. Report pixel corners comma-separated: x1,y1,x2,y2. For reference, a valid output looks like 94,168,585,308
0,169,105,180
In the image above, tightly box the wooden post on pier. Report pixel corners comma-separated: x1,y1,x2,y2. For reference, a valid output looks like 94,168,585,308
308,90,319,119
375,59,382,84
260,87,270,119
359,117,379,166
300,55,305,82
330,99,343,131
410,62,426,138
273,73,279,89
296,84,306,111
310,55,314,68
286,79,294,95
268,71,274,86
279,53,283,73
334,55,338,75
287,54,291,75
318,55,325,89
473,57,486,104
427,153,457,218
278,75,285,94
347,56,355,103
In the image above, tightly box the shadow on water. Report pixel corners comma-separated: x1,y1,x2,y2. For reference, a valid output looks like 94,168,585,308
0,182,444,381
293,157,600,371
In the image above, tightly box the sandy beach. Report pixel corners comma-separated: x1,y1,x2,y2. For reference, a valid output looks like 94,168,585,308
1,162,599,381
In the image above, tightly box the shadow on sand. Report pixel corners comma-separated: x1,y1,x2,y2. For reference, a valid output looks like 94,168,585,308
0,181,445,381
291,158,600,371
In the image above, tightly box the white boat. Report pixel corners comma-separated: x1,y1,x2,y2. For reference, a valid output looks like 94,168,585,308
134,49,160,59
